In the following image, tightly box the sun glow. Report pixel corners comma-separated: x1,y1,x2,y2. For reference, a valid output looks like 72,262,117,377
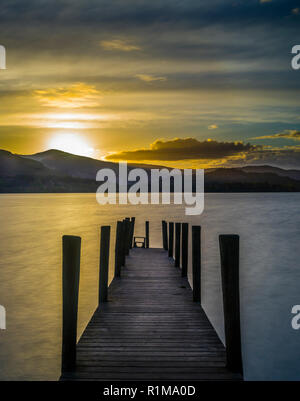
47,133,95,157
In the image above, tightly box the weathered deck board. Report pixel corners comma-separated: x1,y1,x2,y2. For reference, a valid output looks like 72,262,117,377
61,248,242,381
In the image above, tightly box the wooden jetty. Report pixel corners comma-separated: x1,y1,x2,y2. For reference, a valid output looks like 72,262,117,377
60,220,243,381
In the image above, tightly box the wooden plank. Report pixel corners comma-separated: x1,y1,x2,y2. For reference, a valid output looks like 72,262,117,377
60,248,242,381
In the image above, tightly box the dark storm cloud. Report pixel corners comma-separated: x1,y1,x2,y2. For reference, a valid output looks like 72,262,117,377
105,137,259,161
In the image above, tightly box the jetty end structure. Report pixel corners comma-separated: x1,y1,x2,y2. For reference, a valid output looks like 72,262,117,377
60,219,243,381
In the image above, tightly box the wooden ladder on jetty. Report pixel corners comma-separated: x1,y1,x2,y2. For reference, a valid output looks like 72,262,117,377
60,219,243,381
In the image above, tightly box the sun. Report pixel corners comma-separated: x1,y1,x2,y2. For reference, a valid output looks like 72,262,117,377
47,133,95,157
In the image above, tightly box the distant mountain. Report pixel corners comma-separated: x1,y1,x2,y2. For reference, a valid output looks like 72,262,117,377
22,149,120,180
205,168,300,192
1,149,300,193
22,149,160,179
238,165,300,181
0,149,51,177
0,150,98,193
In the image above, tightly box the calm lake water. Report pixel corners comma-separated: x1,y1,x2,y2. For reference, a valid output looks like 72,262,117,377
0,193,299,381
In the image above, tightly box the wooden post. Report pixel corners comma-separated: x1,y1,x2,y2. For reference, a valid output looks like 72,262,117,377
168,222,174,258
121,220,126,266
61,235,81,373
192,226,201,303
181,223,188,277
129,217,135,249
175,223,181,267
145,221,149,248
162,220,168,251
114,221,123,277
99,226,110,304
219,234,243,375
124,218,130,256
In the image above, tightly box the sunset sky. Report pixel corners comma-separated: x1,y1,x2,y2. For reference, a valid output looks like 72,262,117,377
0,0,300,168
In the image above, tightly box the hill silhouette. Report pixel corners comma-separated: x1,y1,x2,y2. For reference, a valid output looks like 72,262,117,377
1,149,300,193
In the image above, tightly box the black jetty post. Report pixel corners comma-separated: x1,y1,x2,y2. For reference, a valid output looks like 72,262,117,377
114,221,123,277
61,235,81,373
145,221,149,248
175,222,181,267
192,226,201,303
121,220,126,266
124,218,131,256
181,223,188,277
99,226,110,304
219,235,243,375
162,220,168,251
168,222,174,258
129,217,135,249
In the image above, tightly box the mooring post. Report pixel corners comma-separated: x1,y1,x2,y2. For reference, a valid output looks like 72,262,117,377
124,218,131,256
219,234,243,375
127,218,132,253
99,226,110,304
114,221,123,277
181,223,188,277
145,221,149,248
175,222,181,267
130,217,135,249
192,226,201,303
121,220,126,266
162,220,168,251
168,222,174,258
61,235,81,373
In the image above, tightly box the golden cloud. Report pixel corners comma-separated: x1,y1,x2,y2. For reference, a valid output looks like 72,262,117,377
253,130,300,141
34,83,100,108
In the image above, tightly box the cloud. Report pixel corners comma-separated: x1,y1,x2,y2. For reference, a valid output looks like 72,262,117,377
135,74,167,82
34,83,100,108
223,146,300,169
208,124,218,130
105,137,259,162
100,39,141,52
260,0,272,3
292,8,300,15
253,130,300,141
105,136,300,169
